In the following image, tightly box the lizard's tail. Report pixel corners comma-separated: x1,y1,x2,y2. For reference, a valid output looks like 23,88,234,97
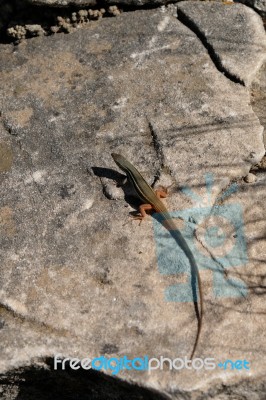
159,215,203,359
189,262,203,359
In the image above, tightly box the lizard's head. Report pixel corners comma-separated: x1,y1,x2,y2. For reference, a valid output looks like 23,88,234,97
111,153,129,173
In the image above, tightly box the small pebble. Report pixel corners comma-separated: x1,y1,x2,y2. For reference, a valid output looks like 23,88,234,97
78,10,88,17
50,26,59,33
108,5,121,16
104,183,124,200
244,173,257,183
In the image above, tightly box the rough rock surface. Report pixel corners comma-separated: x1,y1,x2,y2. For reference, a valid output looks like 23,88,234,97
176,1,266,86
0,2,266,398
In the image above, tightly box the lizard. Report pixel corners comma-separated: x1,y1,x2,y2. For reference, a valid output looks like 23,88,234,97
111,153,203,359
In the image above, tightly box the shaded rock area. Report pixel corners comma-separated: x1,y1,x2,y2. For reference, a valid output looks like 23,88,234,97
28,0,168,5
29,0,98,5
0,358,266,399
0,359,169,400
21,0,266,16
236,0,266,16
1,0,265,45
0,0,122,43
0,1,266,399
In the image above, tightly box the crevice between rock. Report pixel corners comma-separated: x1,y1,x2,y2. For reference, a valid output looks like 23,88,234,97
0,358,171,400
176,7,245,86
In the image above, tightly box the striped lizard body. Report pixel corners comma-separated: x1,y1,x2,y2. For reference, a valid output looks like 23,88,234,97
111,153,203,359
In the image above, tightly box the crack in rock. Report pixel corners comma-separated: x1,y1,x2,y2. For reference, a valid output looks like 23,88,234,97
176,1,266,87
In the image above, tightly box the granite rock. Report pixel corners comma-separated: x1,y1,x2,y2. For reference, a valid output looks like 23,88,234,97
0,4,265,398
